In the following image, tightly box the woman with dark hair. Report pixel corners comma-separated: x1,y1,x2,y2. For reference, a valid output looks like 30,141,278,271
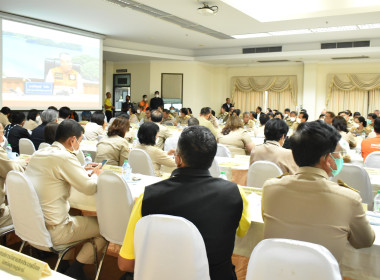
44,122,59,145
23,109,40,131
84,111,106,141
219,115,254,156
176,108,190,126
333,116,357,148
128,106,139,124
95,116,130,166
351,116,372,137
135,122,176,176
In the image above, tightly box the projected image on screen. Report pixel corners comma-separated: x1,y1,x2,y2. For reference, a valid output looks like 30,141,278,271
2,19,102,110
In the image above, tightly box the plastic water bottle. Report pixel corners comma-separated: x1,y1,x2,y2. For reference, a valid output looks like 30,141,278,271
133,138,138,146
5,144,12,157
219,171,228,180
84,154,92,166
122,160,132,181
374,191,380,213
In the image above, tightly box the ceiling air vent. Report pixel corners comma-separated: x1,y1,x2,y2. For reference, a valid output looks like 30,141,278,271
331,56,369,60
321,41,370,49
243,46,282,54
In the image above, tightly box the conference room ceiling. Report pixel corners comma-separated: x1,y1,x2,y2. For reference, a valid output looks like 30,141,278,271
1,0,380,64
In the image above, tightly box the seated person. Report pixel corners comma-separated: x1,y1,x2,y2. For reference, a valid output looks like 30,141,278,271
118,125,250,280
0,106,11,128
242,112,254,129
25,120,106,279
31,109,58,149
262,120,375,263
95,117,130,166
361,118,380,162
188,117,199,126
79,111,91,126
175,108,190,126
57,106,71,124
44,122,59,145
23,109,40,131
84,111,106,141
254,114,269,138
0,123,25,228
209,110,219,129
151,110,172,150
333,116,357,149
135,122,176,176
136,105,146,121
350,116,372,137
162,109,174,125
218,106,229,123
128,106,139,124
250,118,298,175
4,111,31,154
197,107,219,140
219,115,254,156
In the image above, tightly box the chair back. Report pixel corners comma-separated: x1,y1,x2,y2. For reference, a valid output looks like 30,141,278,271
96,171,134,244
164,136,179,152
364,151,380,168
208,158,220,178
6,171,53,248
129,148,155,176
216,144,232,158
38,142,51,150
331,163,373,210
19,138,36,155
247,160,282,188
76,150,86,166
246,238,341,280
134,214,210,280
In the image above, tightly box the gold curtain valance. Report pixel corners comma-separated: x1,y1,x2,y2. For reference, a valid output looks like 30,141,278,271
231,75,297,105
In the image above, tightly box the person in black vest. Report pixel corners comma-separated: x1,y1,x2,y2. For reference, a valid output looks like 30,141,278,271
222,98,234,112
149,91,164,110
118,126,250,280
31,109,59,149
4,111,30,154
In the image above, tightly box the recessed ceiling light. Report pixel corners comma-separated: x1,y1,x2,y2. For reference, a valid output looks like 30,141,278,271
269,29,311,36
310,25,358,33
232,33,271,39
358,23,380,29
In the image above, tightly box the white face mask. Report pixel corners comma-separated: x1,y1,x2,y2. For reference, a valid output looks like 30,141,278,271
144,98,147,101
296,118,301,123
155,94,159,98
284,114,288,118
137,109,141,114
71,137,80,155
290,117,296,122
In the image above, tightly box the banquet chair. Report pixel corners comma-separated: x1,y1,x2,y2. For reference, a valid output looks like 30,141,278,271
364,151,380,168
129,148,155,176
134,214,211,280
0,224,14,246
38,142,51,150
19,138,36,155
95,171,135,280
164,136,179,152
5,171,97,271
216,144,232,158
247,160,282,188
331,163,373,210
246,238,341,280
208,158,220,178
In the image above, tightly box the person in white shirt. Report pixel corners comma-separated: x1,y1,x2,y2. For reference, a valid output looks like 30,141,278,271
84,111,106,141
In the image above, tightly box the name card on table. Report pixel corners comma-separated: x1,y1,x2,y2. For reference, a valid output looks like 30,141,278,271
103,165,122,174
0,245,51,279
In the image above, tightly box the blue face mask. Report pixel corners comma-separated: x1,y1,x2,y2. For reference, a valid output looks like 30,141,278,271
329,153,343,177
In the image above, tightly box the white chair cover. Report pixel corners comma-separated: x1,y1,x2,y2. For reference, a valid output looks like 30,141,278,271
247,160,282,188
6,171,53,248
331,163,373,210
134,214,211,280
216,144,232,158
19,138,36,155
38,142,51,150
364,151,380,168
164,136,179,152
246,238,341,280
96,171,134,245
129,148,155,176
208,158,220,178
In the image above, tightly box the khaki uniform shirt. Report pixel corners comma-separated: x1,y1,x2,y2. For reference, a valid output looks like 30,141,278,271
136,111,146,121
25,142,97,226
162,114,174,125
209,115,219,129
198,116,219,140
155,123,173,150
0,113,10,128
84,122,106,141
129,114,139,124
176,115,190,126
262,167,375,262
340,131,357,149
249,140,298,175
95,135,130,166
218,128,253,156
243,119,255,130
135,144,176,176
350,126,372,137
23,120,38,131
218,112,229,123
291,121,300,132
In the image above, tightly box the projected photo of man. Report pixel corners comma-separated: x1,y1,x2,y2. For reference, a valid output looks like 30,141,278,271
45,53,84,95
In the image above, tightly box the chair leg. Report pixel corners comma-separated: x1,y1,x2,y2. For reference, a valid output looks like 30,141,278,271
53,246,71,271
90,238,98,275
19,241,26,253
94,241,109,280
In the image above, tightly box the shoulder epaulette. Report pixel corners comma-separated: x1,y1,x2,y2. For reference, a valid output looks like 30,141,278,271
276,172,289,179
337,179,360,193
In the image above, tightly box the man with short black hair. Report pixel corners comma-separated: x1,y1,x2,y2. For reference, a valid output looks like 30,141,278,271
151,109,172,150
138,94,149,112
4,111,30,154
222,98,233,112
118,126,250,280
26,120,106,279
198,107,219,139
150,91,164,110
324,111,335,125
0,107,11,128
368,113,377,129
58,106,71,124
262,121,375,262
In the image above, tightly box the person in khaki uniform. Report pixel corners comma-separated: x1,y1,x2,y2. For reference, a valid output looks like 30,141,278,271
333,116,357,149
84,111,106,141
219,115,254,156
250,118,298,175
162,109,175,125
218,106,229,123
25,120,106,279
198,107,219,140
350,116,372,137
0,107,11,129
151,109,173,150
136,122,176,176
23,109,40,131
209,113,219,129
262,121,375,263
95,117,130,166
0,123,26,227
136,105,146,121
242,112,255,130
176,108,190,126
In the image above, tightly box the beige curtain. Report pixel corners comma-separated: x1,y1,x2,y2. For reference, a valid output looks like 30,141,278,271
233,90,263,112
231,75,297,111
368,88,380,113
327,87,368,116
